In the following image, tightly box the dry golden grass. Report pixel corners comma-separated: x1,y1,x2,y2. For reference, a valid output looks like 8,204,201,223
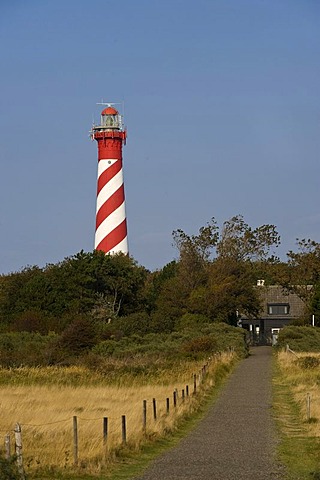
276,350,320,437
0,352,234,476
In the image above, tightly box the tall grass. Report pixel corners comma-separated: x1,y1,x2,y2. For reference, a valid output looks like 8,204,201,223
276,350,320,434
0,352,235,478
0,356,225,387
274,350,320,478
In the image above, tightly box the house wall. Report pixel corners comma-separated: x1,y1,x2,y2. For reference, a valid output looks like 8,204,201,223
240,285,307,345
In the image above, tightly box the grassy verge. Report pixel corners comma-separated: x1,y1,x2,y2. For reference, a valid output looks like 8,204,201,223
21,357,237,480
105,359,236,480
273,352,320,479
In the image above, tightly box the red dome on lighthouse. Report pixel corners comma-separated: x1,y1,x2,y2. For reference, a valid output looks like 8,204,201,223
101,106,118,115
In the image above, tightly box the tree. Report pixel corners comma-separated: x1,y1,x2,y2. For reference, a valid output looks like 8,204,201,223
205,258,261,323
0,250,149,333
287,239,320,286
186,258,261,323
311,284,320,325
173,218,219,262
144,261,178,313
166,216,279,325
216,215,280,262
283,239,320,318
91,252,148,318
172,218,218,291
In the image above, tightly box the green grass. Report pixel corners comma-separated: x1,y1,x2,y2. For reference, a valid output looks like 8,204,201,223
273,355,320,479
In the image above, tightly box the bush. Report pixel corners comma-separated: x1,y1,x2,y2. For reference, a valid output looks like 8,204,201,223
297,356,320,369
0,332,58,367
0,453,20,480
181,335,217,357
91,323,247,361
277,326,320,352
58,316,97,354
92,339,118,356
175,313,210,331
113,312,151,336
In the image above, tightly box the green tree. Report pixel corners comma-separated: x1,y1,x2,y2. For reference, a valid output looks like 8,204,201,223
164,215,278,325
0,250,148,333
144,261,178,313
283,239,320,320
173,218,218,291
205,258,261,324
216,215,280,262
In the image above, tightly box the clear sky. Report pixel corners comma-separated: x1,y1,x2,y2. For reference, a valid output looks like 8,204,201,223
0,0,319,273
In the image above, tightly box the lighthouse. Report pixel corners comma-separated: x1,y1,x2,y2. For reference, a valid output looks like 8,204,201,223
91,105,128,254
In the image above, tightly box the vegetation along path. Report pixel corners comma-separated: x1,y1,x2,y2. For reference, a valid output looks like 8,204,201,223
134,347,284,480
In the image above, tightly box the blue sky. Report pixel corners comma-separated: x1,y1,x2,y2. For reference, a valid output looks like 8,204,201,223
0,0,319,273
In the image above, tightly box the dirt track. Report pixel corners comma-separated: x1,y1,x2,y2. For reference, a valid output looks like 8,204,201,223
134,347,284,479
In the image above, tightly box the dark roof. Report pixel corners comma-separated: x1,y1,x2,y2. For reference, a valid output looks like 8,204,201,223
241,285,307,321
258,285,306,319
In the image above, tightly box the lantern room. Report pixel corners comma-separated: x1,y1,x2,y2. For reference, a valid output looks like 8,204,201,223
101,106,121,130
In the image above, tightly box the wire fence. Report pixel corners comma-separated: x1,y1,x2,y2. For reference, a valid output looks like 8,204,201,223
1,355,225,478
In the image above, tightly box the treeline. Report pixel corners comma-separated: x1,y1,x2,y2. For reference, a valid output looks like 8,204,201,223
0,215,320,367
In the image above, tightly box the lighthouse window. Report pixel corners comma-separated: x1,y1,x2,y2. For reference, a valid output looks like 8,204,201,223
106,116,114,126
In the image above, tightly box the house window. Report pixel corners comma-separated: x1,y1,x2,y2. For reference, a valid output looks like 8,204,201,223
268,304,290,315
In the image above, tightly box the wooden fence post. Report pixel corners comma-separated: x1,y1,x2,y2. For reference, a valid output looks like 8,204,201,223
182,389,185,402
73,416,78,466
307,393,311,421
103,417,108,444
186,385,189,397
14,423,25,480
166,398,170,414
153,398,157,420
143,400,147,433
4,434,10,459
122,415,127,444
193,374,197,394
173,391,177,407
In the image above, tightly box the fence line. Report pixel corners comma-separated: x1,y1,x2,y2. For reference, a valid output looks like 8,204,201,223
286,344,299,358
2,356,226,475
22,418,70,427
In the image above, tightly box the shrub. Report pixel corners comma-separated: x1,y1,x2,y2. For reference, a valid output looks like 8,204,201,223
10,309,58,335
277,326,320,352
297,356,320,369
91,323,247,362
92,339,118,356
113,312,151,336
181,335,217,357
0,332,58,367
149,311,176,333
59,316,97,354
175,313,210,331
0,453,20,480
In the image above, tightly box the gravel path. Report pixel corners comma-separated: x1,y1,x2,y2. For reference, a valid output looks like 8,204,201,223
134,346,284,480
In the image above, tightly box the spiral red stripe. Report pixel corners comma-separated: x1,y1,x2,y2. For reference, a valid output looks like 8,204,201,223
96,184,125,230
95,219,127,253
93,109,128,255
97,160,122,194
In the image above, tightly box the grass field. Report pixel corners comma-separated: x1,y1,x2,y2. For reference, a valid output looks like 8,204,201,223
0,352,235,478
274,350,320,479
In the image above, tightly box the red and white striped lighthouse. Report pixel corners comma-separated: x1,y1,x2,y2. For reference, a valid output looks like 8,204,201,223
91,105,128,254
